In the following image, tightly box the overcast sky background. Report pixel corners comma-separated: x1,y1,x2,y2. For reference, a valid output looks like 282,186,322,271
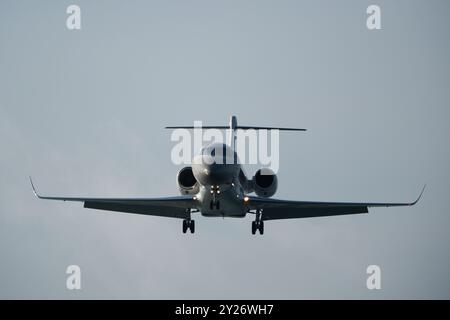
1,0,449,299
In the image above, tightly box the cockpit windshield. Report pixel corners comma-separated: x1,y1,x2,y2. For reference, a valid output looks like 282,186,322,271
200,143,235,164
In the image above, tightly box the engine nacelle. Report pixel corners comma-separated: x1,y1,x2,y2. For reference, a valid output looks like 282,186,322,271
252,168,278,197
177,166,199,195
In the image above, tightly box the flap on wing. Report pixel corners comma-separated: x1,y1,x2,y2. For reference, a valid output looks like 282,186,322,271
84,201,189,219
262,206,368,221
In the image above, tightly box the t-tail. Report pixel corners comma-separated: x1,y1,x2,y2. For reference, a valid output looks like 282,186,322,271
166,115,307,150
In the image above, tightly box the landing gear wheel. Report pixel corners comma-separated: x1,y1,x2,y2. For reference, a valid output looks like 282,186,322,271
251,221,257,235
210,200,220,210
182,220,188,233
251,218,264,235
190,220,195,234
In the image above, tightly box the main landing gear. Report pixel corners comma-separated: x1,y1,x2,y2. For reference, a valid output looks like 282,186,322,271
182,219,195,234
251,209,264,235
182,208,195,234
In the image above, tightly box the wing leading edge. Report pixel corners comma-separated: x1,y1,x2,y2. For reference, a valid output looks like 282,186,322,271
247,185,426,221
29,177,195,219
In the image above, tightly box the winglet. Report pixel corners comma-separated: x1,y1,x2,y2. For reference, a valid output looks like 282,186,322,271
411,184,426,205
29,176,40,198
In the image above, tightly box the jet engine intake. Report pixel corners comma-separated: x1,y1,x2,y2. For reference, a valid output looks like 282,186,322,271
177,166,199,195
252,168,278,197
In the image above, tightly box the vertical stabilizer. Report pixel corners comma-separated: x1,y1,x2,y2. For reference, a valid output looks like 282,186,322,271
229,115,237,150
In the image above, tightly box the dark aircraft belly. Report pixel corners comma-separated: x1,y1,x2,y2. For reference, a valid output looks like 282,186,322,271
200,188,246,218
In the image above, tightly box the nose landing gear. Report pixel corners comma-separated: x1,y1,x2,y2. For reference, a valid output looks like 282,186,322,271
209,185,221,211
209,200,220,210
251,209,264,235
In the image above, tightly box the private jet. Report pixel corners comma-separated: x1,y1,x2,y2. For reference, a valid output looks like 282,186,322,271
30,116,425,235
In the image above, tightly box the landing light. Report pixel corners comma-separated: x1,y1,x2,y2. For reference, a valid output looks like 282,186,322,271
244,196,249,202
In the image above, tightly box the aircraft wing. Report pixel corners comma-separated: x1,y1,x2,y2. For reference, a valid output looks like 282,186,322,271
247,186,426,221
30,178,195,219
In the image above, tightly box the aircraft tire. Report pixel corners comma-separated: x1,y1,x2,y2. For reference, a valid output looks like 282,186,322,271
251,221,257,235
190,220,195,234
259,221,264,235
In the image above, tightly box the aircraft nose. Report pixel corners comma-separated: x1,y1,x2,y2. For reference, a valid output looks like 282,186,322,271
204,164,231,185
193,162,234,186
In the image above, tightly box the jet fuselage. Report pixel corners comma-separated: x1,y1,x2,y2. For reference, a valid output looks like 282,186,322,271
192,142,246,217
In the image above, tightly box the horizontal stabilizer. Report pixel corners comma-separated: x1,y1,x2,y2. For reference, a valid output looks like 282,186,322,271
166,126,306,131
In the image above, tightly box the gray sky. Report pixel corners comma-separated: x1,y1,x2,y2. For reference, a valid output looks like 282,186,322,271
1,0,449,299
